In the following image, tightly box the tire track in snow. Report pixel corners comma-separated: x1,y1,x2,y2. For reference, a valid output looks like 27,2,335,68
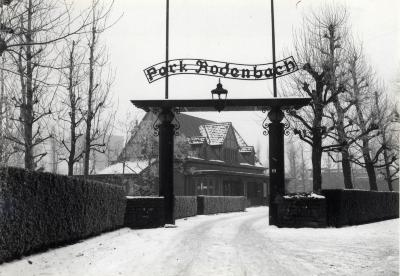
136,209,288,276
132,213,242,276
233,214,315,276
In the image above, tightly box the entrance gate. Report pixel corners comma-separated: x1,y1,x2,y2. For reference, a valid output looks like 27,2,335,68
134,0,311,226
131,97,310,225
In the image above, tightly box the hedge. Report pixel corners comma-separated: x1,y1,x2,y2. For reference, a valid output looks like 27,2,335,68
322,189,399,227
0,167,126,264
197,196,246,215
124,197,165,228
174,196,197,219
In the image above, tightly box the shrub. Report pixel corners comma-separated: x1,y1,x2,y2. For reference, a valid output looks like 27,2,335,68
197,196,246,215
0,167,126,264
174,196,197,219
323,189,399,227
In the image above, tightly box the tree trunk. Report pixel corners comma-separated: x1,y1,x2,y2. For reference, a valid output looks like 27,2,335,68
300,143,306,192
311,101,324,194
83,21,96,178
383,146,393,191
351,56,377,190
0,56,4,164
356,112,377,190
68,41,76,176
329,24,353,189
24,0,34,170
334,103,353,189
312,125,323,193
361,138,378,190
364,154,378,190
341,148,353,189
312,143,322,193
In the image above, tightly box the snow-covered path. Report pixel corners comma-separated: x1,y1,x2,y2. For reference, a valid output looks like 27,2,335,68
1,207,398,276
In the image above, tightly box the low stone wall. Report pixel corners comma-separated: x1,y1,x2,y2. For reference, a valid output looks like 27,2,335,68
276,196,327,228
322,189,399,227
124,197,165,229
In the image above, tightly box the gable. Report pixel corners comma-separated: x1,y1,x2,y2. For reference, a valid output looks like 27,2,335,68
223,125,239,149
199,123,230,146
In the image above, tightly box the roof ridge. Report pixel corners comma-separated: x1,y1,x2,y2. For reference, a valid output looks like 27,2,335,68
202,122,231,126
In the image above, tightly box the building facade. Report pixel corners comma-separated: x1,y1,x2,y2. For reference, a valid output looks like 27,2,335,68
105,112,269,205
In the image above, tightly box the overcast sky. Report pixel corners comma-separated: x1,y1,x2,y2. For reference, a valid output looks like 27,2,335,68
83,0,399,164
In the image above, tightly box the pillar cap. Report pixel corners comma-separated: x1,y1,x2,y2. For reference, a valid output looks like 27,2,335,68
268,108,284,122
158,108,175,123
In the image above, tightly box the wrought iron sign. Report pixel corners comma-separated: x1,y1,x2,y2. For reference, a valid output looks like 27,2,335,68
144,57,298,83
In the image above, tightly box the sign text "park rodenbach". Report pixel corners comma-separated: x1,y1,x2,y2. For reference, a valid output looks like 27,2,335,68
144,57,298,83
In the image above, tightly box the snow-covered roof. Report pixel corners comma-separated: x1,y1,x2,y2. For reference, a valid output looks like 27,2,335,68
199,123,231,146
239,146,254,153
233,129,247,147
283,193,325,199
209,159,225,163
97,160,152,174
188,136,206,145
187,156,204,160
254,161,265,168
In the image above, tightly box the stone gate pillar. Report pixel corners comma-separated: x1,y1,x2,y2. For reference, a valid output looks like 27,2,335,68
158,108,175,224
268,107,285,226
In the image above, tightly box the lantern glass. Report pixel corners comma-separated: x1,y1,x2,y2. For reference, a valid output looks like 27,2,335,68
211,80,228,112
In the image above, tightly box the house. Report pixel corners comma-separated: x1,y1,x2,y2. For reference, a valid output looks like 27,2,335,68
99,112,269,206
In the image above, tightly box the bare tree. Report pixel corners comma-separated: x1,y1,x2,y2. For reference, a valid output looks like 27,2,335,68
0,55,17,165
0,0,96,170
56,0,118,176
317,6,357,190
372,89,399,190
56,39,87,175
286,5,349,193
0,0,92,57
82,0,115,178
345,46,384,190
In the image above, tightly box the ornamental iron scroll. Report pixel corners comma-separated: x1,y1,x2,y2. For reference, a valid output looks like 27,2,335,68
261,109,292,136
152,109,181,137
262,109,270,136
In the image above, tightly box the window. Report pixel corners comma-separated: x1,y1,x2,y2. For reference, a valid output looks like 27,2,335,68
223,148,237,163
208,179,214,195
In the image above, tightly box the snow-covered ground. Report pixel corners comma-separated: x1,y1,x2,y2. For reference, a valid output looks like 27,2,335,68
1,207,398,276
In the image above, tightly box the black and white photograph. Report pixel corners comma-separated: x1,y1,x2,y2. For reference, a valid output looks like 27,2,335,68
0,0,399,275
